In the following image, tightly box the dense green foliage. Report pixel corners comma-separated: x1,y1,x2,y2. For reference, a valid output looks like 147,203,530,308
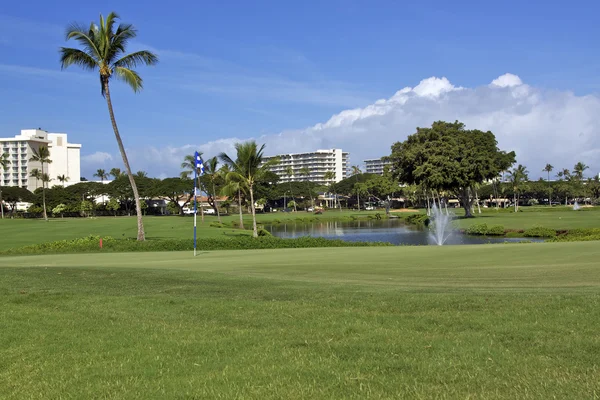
388,121,515,217
465,223,506,236
523,226,558,238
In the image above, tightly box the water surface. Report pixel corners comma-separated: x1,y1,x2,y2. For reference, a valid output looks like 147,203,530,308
266,219,536,246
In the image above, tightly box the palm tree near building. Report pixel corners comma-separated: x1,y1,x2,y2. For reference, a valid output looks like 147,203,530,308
0,152,10,219
323,170,337,209
30,169,42,190
299,166,315,210
109,168,124,179
180,153,203,179
204,156,222,223
543,163,554,206
29,146,52,221
221,166,245,230
573,161,589,180
60,12,158,241
57,174,69,187
94,169,109,182
284,166,297,212
352,165,362,210
219,141,278,238
507,164,529,212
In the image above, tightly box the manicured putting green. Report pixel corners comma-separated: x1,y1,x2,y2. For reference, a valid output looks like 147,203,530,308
1,242,600,398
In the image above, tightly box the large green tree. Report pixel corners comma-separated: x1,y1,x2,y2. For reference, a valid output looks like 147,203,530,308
153,177,193,215
219,141,278,237
60,12,158,240
389,121,515,217
0,152,10,219
29,146,52,221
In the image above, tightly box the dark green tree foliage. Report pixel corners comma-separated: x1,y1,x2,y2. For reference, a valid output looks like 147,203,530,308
330,173,378,196
389,121,515,217
2,187,35,215
153,177,193,215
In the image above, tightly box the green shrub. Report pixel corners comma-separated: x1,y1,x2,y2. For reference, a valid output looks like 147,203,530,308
209,222,224,228
466,223,488,235
257,228,272,237
0,234,394,256
523,226,557,238
405,213,429,226
548,228,600,242
486,225,506,236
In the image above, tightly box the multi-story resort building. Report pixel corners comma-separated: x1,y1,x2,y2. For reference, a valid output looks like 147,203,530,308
363,157,393,175
0,129,81,192
261,149,349,185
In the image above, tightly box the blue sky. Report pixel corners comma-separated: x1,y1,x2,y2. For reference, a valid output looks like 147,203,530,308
1,1,600,178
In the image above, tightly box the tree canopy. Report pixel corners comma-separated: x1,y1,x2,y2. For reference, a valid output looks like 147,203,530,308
388,121,515,217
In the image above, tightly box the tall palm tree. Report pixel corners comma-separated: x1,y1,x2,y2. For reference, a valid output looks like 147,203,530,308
57,174,69,187
219,141,278,238
30,146,52,221
507,164,529,212
60,12,158,241
94,168,109,182
323,170,336,209
299,167,315,210
573,161,589,180
543,163,554,206
221,165,245,230
352,165,362,210
284,166,297,212
135,170,148,178
204,156,222,223
109,168,124,179
0,153,10,219
30,168,42,190
180,153,203,179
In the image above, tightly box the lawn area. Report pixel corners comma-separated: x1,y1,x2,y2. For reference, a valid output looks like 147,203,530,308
0,210,376,251
1,243,600,398
449,206,600,231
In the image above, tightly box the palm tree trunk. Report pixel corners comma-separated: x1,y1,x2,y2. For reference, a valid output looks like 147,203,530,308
41,162,48,221
103,81,145,240
212,182,221,223
0,185,3,219
238,189,244,229
249,184,258,238
547,172,551,206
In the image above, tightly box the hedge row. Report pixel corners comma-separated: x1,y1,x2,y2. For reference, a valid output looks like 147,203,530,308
465,223,505,236
549,228,600,242
1,235,394,256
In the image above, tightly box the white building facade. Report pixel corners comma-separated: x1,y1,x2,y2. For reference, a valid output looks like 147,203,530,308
364,157,393,175
262,149,349,185
0,129,81,192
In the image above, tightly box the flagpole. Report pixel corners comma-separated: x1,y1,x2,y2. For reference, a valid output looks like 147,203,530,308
193,155,198,257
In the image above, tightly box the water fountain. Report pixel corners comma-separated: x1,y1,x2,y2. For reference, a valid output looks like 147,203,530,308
429,201,453,245
573,201,581,211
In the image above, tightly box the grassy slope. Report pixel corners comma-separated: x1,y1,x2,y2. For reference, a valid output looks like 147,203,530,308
1,207,599,251
1,243,600,399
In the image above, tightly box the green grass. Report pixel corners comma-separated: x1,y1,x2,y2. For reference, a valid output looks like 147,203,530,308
448,206,600,231
0,210,377,251
2,243,600,398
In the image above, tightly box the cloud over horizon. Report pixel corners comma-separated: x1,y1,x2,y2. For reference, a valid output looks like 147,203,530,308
82,73,600,180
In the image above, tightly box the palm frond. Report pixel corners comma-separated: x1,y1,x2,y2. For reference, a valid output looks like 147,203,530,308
60,47,99,70
113,51,158,69
65,23,101,60
113,66,143,92
110,23,137,57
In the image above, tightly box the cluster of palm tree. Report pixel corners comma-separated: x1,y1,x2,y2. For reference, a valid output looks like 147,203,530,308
29,146,53,221
181,142,277,237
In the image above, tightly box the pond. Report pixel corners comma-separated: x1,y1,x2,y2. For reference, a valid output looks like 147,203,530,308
265,219,538,246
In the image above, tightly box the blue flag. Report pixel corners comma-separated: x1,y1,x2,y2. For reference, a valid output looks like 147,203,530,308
194,151,205,175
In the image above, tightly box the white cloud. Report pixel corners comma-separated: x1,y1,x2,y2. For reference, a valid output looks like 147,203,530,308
490,73,523,88
82,152,113,165
85,73,600,179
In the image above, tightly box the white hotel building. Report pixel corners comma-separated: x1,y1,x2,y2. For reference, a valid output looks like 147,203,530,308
1,129,81,192
261,149,349,185
364,157,393,175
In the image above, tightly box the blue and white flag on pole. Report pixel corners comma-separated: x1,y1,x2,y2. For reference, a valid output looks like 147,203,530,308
195,151,205,175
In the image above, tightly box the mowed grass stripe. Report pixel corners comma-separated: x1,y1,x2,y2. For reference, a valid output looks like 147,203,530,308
2,242,600,289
